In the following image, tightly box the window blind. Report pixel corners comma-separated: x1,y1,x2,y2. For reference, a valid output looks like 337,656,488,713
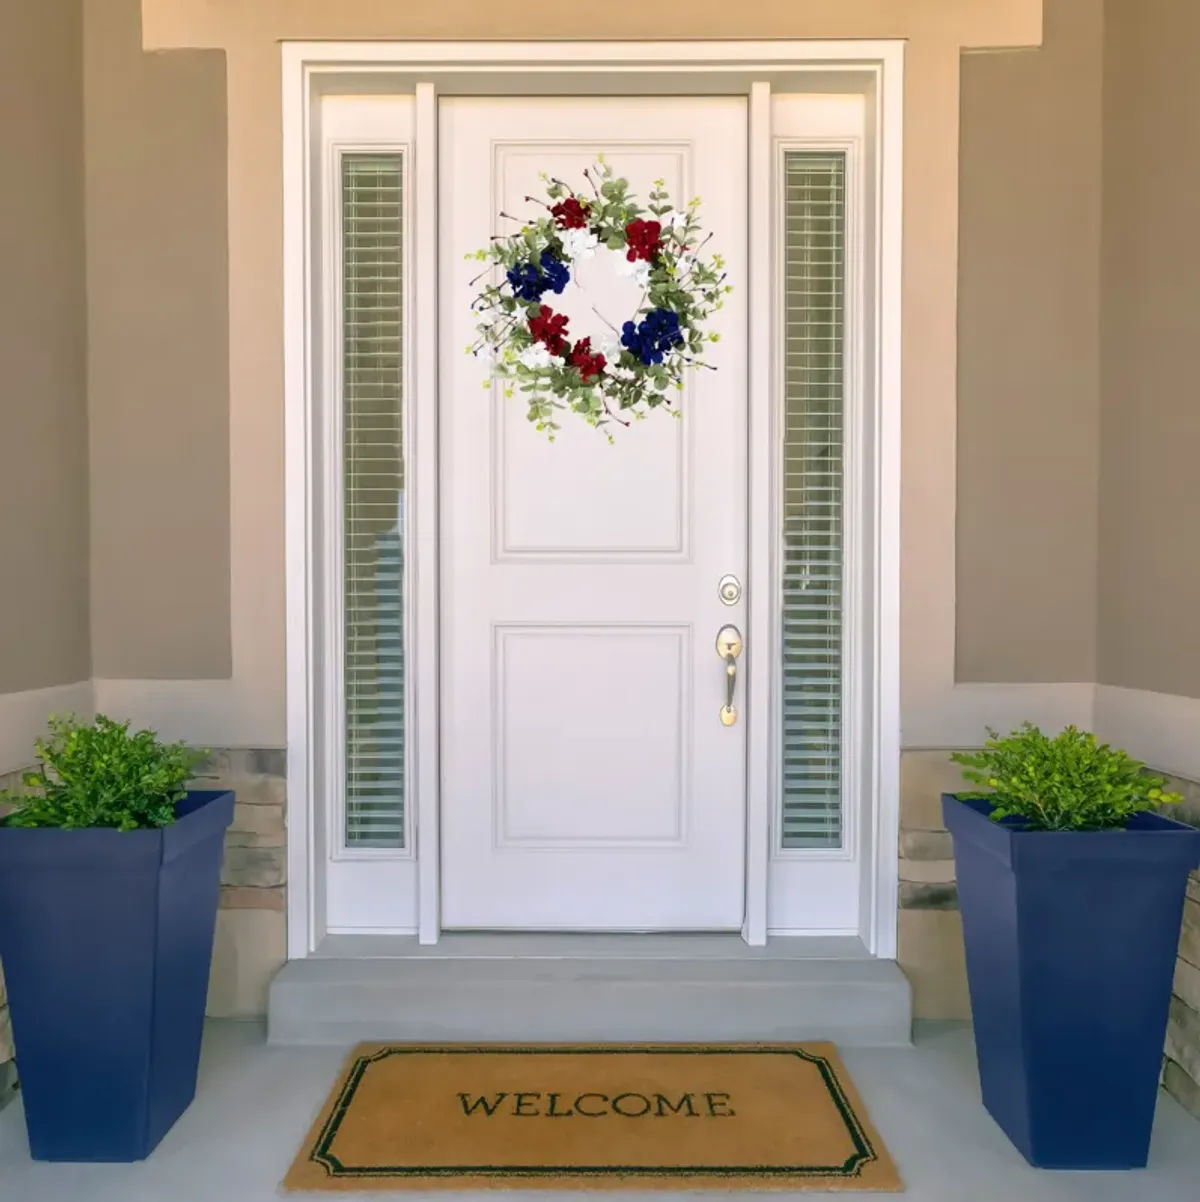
342,154,406,849
780,152,846,850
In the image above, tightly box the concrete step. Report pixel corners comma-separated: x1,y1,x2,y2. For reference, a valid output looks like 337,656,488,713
267,934,913,1047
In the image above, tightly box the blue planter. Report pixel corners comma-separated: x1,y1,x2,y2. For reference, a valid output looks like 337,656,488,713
943,793,1200,1169
0,789,234,1162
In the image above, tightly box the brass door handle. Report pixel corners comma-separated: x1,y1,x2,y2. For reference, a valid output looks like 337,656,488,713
716,625,743,726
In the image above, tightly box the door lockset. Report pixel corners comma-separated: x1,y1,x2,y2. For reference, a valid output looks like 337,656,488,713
715,624,744,726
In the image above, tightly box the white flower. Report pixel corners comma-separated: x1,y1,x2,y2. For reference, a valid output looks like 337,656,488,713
598,332,621,360
518,343,555,370
560,228,599,262
662,209,689,230
616,257,652,287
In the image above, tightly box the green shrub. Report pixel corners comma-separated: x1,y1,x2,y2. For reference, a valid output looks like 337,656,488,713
0,714,207,831
950,723,1182,832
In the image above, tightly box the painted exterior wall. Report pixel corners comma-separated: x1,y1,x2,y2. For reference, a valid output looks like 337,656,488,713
1099,0,1200,699
9,2,1199,745
955,0,1103,684
0,0,90,696
91,0,1040,749
84,0,232,681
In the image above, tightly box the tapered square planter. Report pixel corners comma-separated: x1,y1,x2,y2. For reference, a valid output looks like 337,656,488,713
0,789,234,1162
944,793,1200,1170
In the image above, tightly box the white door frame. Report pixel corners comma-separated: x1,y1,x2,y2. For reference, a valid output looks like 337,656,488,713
282,40,904,959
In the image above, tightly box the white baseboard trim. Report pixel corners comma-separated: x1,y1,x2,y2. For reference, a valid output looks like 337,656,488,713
901,682,1096,750
0,682,95,775
1094,685,1200,784
903,681,1200,784
92,679,284,749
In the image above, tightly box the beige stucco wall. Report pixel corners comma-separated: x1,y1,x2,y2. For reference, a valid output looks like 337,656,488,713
0,0,91,695
955,0,1102,684
61,0,1200,721
1099,0,1200,700
85,0,232,681
108,0,1044,747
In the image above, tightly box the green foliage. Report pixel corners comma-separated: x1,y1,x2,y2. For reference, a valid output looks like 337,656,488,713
0,714,207,831
950,723,1182,832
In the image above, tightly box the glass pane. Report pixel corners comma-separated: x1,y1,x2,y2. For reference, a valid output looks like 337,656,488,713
780,152,846,850
342,154,406,849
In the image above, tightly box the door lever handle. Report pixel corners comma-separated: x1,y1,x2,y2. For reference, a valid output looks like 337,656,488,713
715,625,743,726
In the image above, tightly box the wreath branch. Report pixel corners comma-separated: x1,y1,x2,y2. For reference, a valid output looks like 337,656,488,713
602,398,633,428
591,305,621,334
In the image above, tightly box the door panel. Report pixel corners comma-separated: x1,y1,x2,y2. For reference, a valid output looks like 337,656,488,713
439,96,748,930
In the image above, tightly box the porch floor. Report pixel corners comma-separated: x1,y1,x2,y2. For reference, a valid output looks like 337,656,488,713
1,1021,1197,1201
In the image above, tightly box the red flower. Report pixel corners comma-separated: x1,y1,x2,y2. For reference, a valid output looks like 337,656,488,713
550,196,591,230
624,219,662,262
528,306,570,356
568,337,607,381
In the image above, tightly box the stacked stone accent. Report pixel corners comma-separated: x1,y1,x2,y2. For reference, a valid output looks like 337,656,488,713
0,766,25,1112
190,749,288,1018
1159,774,1200,1119
896,752,971,1020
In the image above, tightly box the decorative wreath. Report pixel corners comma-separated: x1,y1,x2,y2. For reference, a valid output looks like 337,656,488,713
467,160,730,438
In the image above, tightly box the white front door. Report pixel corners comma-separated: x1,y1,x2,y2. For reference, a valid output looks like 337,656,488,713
439,97,749,930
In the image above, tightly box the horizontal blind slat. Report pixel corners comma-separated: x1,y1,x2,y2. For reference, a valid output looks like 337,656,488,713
342,153,407,850
781,152,847,851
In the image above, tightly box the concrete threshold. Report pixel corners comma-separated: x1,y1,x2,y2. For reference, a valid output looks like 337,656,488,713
268,933,913,1048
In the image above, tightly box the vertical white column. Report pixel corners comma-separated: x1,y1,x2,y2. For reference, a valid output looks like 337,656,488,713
413,81,442,944
743,80,774,947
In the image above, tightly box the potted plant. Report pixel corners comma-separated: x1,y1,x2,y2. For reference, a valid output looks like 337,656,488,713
0,714,233,1162
945,724,1200,1170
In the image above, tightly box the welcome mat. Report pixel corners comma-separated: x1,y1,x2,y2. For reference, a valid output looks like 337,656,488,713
284,1043,902,1192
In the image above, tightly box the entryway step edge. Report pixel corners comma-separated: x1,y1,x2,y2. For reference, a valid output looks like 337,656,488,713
267,955,912,1047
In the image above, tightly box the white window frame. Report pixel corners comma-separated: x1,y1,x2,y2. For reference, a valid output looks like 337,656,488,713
318,99,421,935
283,41,903,959
764,101,870,939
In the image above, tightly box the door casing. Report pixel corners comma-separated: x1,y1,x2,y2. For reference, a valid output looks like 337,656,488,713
282,40,904,957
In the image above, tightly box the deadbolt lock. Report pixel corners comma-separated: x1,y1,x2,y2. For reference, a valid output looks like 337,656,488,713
718,574,742,606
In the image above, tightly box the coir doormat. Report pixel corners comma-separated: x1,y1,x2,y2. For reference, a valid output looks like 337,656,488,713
284,1043,902,1192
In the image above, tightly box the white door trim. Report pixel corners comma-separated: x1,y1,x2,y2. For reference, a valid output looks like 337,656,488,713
283,40,904,959
412,82,441,944
742,80,773,947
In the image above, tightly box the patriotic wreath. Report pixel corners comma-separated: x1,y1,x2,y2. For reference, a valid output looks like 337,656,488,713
467,161,731,438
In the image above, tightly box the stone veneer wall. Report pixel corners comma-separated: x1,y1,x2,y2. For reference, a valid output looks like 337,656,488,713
0,768,20,1111
191,749,288,1018
1160,776,1200,1117
898,750,1200,1120
0,749,286,1109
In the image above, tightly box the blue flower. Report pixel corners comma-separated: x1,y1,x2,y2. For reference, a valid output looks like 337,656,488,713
506,262,545,302
505,249,570,302
620,308,684,365
539,249,570,295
